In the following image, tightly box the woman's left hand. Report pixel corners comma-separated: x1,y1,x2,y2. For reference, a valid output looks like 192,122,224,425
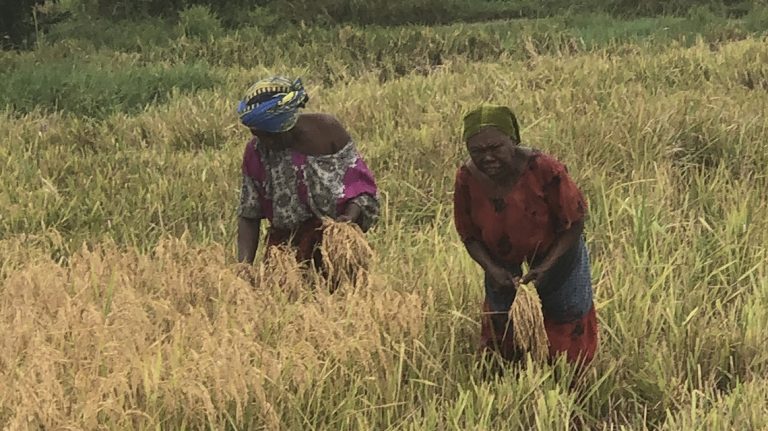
338,203,361,224
520,267,545,284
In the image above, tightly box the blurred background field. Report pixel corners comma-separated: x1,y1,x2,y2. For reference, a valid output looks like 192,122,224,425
1,1,767,429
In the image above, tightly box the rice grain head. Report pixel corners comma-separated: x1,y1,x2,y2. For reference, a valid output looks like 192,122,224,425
319,218,375,290
258,244,306,297
510,283,549,362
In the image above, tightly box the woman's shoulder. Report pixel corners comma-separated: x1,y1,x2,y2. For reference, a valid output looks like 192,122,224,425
299,113,349,137
455,160,492,192
244,136,260,156
526,149,569,177
298,113,352,154
301,112,342,127
456,160,475,180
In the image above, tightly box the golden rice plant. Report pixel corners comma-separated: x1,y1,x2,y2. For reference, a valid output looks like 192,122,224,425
510,282,549,362
319,218,375,290
2,17,768,429
0,236,425,429
257,244,307,297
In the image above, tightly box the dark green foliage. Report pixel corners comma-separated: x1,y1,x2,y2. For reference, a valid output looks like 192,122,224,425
43,15,177,50
744,3,768,32
178,5,223,39
0,0,46,46
55,0,768,26
4,0,766,48
74,0,186,19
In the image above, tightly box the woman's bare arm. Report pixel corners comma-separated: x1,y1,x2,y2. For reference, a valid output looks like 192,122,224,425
237,217,261,264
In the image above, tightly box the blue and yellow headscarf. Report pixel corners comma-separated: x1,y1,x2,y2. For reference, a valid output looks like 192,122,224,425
237,76,309,133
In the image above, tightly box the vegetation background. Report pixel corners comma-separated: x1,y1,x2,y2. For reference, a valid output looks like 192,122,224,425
1,0,768,429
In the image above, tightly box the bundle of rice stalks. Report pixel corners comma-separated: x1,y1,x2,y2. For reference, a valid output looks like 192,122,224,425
510,282,549,362
319,218,374,290
258,244,306,296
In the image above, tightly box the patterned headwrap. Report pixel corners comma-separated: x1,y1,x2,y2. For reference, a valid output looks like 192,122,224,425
462,104,521,143
237,76,309,133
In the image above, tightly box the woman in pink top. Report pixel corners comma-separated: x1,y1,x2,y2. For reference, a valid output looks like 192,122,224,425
235,76,379,272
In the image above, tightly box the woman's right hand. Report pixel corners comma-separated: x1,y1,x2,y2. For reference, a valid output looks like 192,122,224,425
486,264,519,289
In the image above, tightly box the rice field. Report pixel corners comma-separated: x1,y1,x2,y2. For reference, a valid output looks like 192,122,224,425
1,9,768,430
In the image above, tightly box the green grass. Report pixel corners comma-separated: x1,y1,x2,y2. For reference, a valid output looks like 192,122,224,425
0,54,217,117
3,10,763,120
1,10,767,430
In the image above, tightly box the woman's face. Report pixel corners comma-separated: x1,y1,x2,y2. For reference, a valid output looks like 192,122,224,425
466,126,517,179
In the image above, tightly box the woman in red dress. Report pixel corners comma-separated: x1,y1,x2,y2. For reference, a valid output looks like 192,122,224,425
453,104,598,366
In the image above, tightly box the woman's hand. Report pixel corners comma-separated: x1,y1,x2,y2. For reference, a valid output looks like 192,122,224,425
464,240,519,289
337,202,361,224
520,267,544,285
487,263,519,289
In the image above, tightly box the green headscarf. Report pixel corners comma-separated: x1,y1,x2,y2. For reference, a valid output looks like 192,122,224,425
462,104,521,143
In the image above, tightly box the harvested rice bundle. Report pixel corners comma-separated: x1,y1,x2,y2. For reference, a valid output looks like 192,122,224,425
258,244,306,295
319,218,374,289
510,282,549,362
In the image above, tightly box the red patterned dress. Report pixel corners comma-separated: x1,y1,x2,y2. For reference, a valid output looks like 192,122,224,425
453,151,598,365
